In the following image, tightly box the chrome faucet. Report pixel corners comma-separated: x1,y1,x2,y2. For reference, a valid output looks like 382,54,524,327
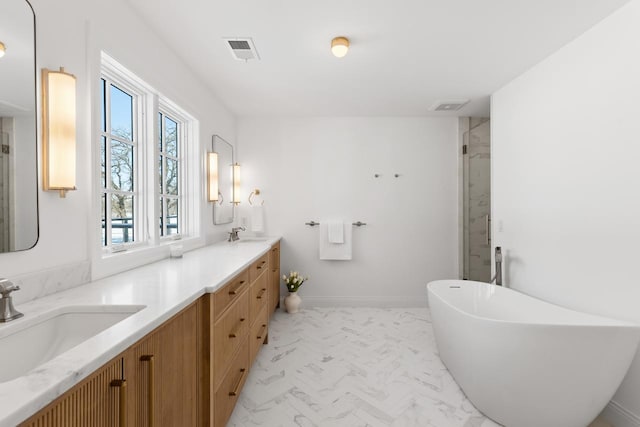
490,246,503,286
0,279,23,322
227,226,246,242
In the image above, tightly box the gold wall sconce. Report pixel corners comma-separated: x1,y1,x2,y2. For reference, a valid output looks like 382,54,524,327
207,152,219,202
42,67,76,197
232,162,241,205
0,41,6,58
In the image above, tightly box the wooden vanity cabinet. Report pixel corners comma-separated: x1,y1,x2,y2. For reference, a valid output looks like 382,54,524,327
20,355,125,427
269,242,281,312
20,243,281,427
20,301,201,427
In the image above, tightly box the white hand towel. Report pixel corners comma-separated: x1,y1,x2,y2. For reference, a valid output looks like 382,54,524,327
327,220,344,244
251,205,264,233
319,222,352,260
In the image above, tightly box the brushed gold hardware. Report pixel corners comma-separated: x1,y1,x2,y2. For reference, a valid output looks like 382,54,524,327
256,288,266,299
110,379,127,427
248,189,264,206
257,324,267,340
228,318,245,338
228,280,245,296
140,355,155,427
229,368,247,396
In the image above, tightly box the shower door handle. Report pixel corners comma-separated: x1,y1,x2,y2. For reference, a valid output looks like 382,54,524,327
485,215,491,245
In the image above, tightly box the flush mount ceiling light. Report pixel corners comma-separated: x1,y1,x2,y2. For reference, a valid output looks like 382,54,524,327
331,36,349,58
0,42,6,58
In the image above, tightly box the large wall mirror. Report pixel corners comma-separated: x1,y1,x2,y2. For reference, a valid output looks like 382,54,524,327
212,135,234,225
0,0,38,252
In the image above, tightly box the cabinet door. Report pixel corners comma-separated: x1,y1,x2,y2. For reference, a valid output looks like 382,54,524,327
126,330,159,427
156,301,200,426
19,356,125,427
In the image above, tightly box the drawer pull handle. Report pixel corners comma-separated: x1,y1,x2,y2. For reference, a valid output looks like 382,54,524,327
257,323,267,340
140,355,155,427
228,281,245,296
110,379,127,427
256,288,267,299
229,368,247,396
228,318,245,338
256,260,267,270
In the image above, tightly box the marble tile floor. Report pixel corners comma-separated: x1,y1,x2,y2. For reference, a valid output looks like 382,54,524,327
228,307,502,427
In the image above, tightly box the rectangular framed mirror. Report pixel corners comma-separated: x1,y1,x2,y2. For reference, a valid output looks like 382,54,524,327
212,135,234,224
0,0,39,252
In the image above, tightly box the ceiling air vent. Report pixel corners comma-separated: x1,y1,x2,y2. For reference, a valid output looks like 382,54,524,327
430,99,469,112
223,37,260,61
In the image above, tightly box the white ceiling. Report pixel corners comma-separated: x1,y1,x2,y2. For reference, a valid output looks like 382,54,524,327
126,0,631,117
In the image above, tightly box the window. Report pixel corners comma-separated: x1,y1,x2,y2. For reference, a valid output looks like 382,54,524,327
158,111,180,237
99,54,197,257
100,78,137,246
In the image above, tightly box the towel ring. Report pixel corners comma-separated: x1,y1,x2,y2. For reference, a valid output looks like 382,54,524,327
248,189,264,206
218,191,224,206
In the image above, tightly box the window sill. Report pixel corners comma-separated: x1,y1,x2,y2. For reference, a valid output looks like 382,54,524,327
92,236,205,281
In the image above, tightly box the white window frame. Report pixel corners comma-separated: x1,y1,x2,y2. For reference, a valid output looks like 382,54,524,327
92,52,202,280
99,69,147,250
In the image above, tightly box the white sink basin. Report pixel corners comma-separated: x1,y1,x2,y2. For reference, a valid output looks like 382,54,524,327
237,238,268,243
0,305,145,383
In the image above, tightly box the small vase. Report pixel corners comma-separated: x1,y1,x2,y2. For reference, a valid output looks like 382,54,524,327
284,292,301,313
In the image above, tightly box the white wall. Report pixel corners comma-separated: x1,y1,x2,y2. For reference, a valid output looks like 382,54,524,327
237,117,458,306
492,0,640,422
0,0,235,285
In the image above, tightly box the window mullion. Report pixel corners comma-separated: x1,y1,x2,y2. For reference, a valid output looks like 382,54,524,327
105,79,113,247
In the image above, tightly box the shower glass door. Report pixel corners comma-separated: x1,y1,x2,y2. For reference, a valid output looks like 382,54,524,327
463,118,491,281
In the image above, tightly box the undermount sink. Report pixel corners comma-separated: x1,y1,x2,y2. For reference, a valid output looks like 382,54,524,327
237,238,268,243
0,305,145,383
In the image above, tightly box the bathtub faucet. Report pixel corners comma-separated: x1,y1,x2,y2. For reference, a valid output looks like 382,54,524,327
490,247,503,286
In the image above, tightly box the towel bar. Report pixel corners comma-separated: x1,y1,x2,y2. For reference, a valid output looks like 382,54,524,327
305,221,367,227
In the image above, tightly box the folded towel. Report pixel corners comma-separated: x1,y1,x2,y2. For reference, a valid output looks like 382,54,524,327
251,205,264,233
327,220,344,244
319,222,352,260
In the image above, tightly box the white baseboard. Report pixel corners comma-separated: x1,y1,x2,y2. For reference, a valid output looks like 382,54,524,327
600,400,640,427
295,295,428,308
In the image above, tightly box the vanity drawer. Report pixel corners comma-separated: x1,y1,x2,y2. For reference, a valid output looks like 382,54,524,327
214,338,249,427
249,272,268,324
249,306,269,366
213,269,249,320
213,290,249,389
249,253,269,283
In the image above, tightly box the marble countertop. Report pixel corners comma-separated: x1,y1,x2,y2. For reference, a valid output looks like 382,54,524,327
0,237,280,427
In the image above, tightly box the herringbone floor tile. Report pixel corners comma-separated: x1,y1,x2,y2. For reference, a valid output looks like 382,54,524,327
228,307,500,427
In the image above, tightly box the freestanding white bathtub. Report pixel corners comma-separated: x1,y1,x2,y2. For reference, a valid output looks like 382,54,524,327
427,280,640,427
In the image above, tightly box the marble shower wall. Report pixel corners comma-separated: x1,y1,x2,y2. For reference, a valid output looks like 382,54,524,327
461,118,491,282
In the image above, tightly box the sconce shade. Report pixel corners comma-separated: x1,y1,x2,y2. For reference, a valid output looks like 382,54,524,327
232,163,241,205
42,67,76,197
331,37,349,58
207,152,219,202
